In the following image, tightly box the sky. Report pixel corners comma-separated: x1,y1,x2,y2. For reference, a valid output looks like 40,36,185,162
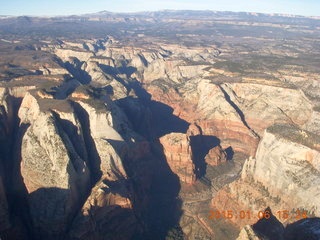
1,0,319,17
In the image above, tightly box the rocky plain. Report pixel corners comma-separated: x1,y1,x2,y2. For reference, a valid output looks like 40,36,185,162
0,10,320,239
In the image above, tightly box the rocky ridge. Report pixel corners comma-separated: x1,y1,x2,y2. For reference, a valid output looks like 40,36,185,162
0,11,319,239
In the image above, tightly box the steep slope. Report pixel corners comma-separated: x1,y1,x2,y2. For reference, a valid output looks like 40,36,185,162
0,11,320,239
212,125,320,228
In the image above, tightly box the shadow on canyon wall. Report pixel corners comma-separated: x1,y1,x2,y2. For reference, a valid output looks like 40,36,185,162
252,207,320,240
29,185,141,240
64,59,92,84
0,96,35,240
225,146,234,160
190,135,220,179
114,75,186,238
109,104,184,239
143,143,183,240
0,60,235,240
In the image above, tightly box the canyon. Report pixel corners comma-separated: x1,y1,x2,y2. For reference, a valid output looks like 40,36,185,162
0,10,319,240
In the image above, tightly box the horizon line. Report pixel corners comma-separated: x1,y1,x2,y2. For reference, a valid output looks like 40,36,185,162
1,9,320,19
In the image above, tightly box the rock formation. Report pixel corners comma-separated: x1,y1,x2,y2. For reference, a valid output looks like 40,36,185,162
0,10,320,240
237,212,320,240
204,145,227,166
18,92,91,238
236,225,261,240
160,132,196,184
212,124,320,228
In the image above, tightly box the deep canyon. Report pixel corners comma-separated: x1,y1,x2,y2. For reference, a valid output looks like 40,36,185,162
0,11,320,239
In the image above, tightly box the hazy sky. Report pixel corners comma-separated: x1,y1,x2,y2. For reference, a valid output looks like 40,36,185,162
1,0,319,17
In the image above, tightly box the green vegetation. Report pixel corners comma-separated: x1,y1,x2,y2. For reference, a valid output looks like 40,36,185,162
180,57,210,66
304,90,320,102
71,85,108,112
166,226,184,240
313,106,320,112
150,79,182,95
213,61,244,73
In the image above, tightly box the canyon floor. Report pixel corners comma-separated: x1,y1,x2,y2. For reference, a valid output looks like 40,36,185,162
0,10,320,240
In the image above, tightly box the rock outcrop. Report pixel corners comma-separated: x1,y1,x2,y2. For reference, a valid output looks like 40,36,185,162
160,132,196,184
236,225,260,240
204,145,227,166
15,87,146,239
237,213,320,240
1,12,320,239
212,124,320,228
68,160,138,240
148,80,260,156
221,83,313,135
18,92,91,238
160,122,228,183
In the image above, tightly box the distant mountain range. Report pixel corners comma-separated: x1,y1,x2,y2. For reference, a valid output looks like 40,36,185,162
2,9,320,20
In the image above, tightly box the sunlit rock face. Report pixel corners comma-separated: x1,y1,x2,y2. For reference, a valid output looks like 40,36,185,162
160,132,196,184
212,125,320,228
1,10,320,240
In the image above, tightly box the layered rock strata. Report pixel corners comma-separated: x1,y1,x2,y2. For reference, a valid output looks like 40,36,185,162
160,132,196,184
212,124,320,228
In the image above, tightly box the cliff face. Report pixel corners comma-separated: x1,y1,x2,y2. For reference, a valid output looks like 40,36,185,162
205,145,227,166
160,132,196,184
147,79,314,158
12,87,146,239
212,125,320,228
221,83,313,134
0,89,11,232
148,81,260,156
242,127,320,214
160,122,228,184
18,93,90,238
68,163,137,240
1,12,320,239
303,110,320,135
236,225,260,240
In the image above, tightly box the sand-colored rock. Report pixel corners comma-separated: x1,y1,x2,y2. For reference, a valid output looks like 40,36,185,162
18,93,91,238
71,91,90,99
303,110,320,135
37,89,53,99
212,125,320,228
39,66,69,75
143,59,208,83
76,100,123,140
16,91,139,238
0,18,319,239
236,225,261,240
54,48,94,62
68,179,138,240
186,123,202,137
222,83,313,134
8,86,37,98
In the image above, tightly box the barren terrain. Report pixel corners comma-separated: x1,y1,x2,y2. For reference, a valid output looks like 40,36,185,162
0,10,319,240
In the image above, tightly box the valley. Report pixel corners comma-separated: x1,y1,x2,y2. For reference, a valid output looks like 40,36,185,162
0,10,319,240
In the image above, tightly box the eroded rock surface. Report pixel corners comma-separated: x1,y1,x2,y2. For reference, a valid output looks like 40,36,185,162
160,132,196,184
0,10,320,240
212,125,320,229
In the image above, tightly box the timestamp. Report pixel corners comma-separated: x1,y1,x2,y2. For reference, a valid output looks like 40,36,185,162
208,210,254,220
275,209,308,220
208,209,308,221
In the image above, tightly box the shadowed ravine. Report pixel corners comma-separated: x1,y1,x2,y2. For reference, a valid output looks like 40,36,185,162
0,10,320,240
